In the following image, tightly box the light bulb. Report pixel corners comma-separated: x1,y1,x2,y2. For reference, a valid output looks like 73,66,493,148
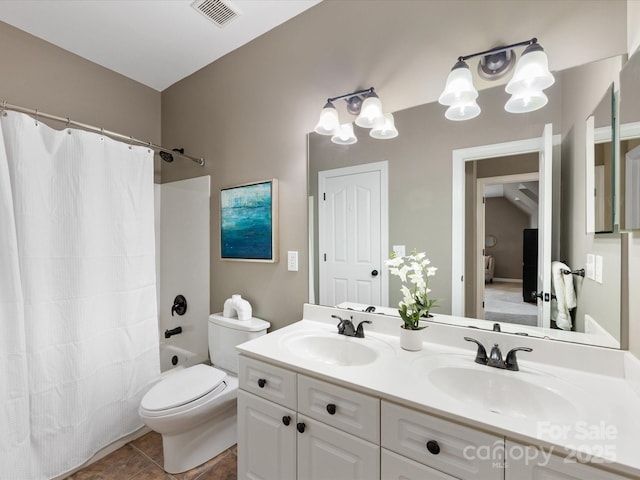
439,60,479,106
445,99,481,121
314,101,339,135
331,123,357,145
370,113,398,139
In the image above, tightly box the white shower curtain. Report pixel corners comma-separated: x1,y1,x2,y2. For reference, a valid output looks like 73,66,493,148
0,110,160,479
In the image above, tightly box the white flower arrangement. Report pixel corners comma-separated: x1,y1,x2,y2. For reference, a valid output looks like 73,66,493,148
385,250,438,330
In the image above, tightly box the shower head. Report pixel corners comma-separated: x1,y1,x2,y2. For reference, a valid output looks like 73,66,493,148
159,151,174,163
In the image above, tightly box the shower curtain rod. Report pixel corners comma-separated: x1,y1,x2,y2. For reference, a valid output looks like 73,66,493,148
0,101,205,166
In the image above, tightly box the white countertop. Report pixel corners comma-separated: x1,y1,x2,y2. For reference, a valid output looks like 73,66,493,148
236,304,640,478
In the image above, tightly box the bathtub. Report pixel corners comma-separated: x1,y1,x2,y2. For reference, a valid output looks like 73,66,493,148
159,343,208,374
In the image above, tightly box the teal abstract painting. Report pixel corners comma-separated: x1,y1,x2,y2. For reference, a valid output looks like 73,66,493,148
221,180,277,261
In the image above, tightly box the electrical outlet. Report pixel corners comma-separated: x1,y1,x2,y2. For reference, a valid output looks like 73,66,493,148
287,251,298,271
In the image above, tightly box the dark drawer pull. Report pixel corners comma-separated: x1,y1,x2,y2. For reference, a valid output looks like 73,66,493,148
257,378,267,388
426,440,440,455
297,422,306,433
282,416,291,426
326,403,337,415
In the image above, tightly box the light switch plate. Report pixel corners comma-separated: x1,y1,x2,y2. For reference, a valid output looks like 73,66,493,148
287,251,298,271
586,254,595,280
595,255,603,284
392,245,406,257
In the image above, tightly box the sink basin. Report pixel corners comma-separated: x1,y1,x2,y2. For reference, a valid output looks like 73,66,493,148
422,356,586,422
283,333,381,366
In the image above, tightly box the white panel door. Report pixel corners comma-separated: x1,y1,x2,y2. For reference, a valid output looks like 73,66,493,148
319,162,388,307
297,414,380,480
237,390,296,480
537,124,553,327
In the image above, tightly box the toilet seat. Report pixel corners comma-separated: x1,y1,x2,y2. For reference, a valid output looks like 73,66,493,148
140,364,229,417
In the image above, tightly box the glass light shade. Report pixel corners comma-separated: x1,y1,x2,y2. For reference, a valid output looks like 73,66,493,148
504,89,548,113
331,123,358,145
355,94,383,128
370,113,398,139
445,99,481,121
314,102,339,135
438,61,478,106
505,48,555,94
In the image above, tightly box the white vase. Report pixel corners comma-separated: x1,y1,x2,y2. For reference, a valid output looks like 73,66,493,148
400,326,424,351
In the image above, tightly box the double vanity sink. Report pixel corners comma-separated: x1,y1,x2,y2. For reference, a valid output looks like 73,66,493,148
277,320,592,425
237,304,640,479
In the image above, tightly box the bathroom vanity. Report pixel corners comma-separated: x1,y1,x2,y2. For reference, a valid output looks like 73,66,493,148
236,304,640,480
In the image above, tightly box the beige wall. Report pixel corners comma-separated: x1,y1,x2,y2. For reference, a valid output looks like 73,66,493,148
0,21,162,180
485,198,530,280
161,0,627,331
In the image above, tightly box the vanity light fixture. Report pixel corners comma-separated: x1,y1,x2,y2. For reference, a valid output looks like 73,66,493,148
439,38,555,121
314,87,398,144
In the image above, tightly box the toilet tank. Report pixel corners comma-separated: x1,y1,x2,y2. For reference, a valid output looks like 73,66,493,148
208,313,270,374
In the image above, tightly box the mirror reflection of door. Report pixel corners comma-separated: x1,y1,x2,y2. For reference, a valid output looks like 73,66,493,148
476,173,539,327
318,162,388,307
463,124,554,328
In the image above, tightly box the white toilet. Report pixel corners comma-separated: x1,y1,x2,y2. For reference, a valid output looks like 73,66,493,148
139,313,270,474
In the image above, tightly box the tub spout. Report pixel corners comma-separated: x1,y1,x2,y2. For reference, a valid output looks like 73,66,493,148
165,326,183,338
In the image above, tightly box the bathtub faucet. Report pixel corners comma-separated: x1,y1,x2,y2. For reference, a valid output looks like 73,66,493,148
165,326,183,339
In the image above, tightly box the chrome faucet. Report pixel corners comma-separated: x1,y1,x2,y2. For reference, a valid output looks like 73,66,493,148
332,315,372,338
464,337,532,371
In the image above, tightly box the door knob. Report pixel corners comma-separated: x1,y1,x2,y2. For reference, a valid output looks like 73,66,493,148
296,422,306,433
282,416,291,426
371,269,379,277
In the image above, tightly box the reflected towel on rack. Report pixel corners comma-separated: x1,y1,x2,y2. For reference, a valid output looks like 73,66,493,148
551,261,577,330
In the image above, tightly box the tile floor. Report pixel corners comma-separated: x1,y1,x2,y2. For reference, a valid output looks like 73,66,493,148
66,432,237,480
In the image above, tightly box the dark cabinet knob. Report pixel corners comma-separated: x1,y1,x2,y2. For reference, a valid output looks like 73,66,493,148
282,416,291,426
257,378,266,388
296,422,306,433
371,269,379,277
326,403,336,415
426,440,440,455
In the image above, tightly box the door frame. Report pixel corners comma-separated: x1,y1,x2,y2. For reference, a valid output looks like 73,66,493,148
318,161,389,307
451,128,560,318
476,172,540,319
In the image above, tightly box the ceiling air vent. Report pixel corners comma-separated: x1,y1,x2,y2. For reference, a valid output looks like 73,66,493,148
191,0,241,28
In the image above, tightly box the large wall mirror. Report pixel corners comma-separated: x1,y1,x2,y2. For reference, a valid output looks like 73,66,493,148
308,52,625,349
620,46,640,231
586,84,615,234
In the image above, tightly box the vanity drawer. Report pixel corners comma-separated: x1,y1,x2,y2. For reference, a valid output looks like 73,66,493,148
297,374,379,443
382,448,459,480
381,401,503,480
238,356,297,409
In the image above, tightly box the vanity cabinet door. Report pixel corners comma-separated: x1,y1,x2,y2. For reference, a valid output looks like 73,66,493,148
237,390,296,480
238,355,297,409
381,401,503,480
382,449,460,480
297,414,379,480
505,440,632,480
297,374,380,443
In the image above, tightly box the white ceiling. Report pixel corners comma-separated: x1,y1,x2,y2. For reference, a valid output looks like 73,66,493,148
0,0,321,91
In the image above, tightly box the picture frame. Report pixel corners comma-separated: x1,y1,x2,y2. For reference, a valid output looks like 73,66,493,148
220,179,279,262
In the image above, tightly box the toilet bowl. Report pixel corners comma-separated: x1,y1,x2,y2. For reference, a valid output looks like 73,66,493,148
139,314,269,474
